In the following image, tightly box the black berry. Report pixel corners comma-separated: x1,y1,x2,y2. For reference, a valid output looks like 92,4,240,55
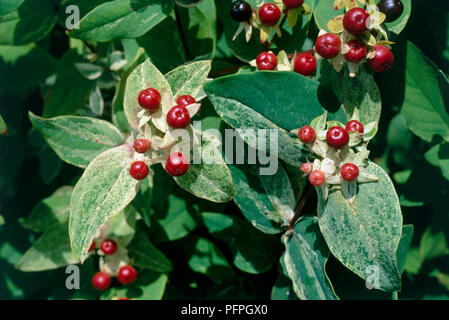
231,1,252,22
378,0,404,23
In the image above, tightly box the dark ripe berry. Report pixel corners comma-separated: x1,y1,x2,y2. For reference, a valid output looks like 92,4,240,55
309,170,325,186
368,45,394,72
117,265,137,285
378,0,404,22
231,1,252,22
256,51,278,70
133,139,151,154
343,8,370,36
283,0,304,9
100,239,117,255
129,161,149,180
345,39,367,63
298,126,316,143
326,126,349,149
166,152,189,177
88,241,96,252
340,163,359,181
300,163,312,174
92,272,111,291
346,120,364,134
176,95,196,107
315,33,341,59
293,53,316,76
166,105,191,129
138,88,161,112
259,3,281,26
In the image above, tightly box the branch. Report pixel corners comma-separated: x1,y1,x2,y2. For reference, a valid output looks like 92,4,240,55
288,183,314,229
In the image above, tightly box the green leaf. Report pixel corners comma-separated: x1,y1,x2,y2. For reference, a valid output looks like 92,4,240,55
397,225,414,273
0,114,6,135
0,215,5,226
101,206,137,247
39,146,62,185
202,212,278,274
165,60,212,99
314,0,344,32
184,236,235,283
317,62,382,124
101,271,167,300
228,163,293,234
43,51,96,117
0,0,57,45
124,58,172,131
68,0,174,42
112,48,146,132
69,145,140,263
128,226,173,274
0,44,57,98
425,143,449,181
175,0,204,7
283,216,338,300
20,186,73,233
401,41,449,143
419,208,449,262
174,130,236,203
379,0,411,35
29,112,124,168
271,272,299,300
318,162,403,292
15,222,77,272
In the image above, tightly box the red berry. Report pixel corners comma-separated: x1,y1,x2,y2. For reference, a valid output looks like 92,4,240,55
315,33,341,59
176,95,196,107
326,126,349,149
340,163,359,181
129,161,149,180
118,298,129,300
258,3,281,26
133,139,151,154
346,120,364,134
368,45,394,72
166,105,191,129
293,53,316,76
298,126,316,143
256,51,278,70
309,170,325,186
283,0,304,9
88,241,96,252
117,265,137,285
138,88,161,112
100,239,117,255
343,8,370,36
166,152,189,177
92,272,111,291
300,163,312,174
345,39,367,63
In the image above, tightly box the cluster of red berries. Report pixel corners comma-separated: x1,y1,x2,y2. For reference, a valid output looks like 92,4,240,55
297,120,364,186
89,239,138,292
130,88,193,180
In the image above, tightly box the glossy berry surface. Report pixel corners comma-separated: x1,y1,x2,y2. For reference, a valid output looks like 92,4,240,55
343,8,370,36
133,139,151,154
117,265,137,285
315,33,341,59
298,126,316,143
176,95,196,107
294,53,316,76
368,45,394,72
283,0,304,9
166,105,191,129
231,1,252,22
326,126,349,149
166,152,189,177
129,161,149,180
256,51,278,70
345,39,367,63
300,163,312,174
88,241,96,252
309,170,325,186
138,88,161,112
378,0,404,22
100,239,117,255
258,3,281,26
92,272,111,291
340,163,360,181
346,120,364,134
